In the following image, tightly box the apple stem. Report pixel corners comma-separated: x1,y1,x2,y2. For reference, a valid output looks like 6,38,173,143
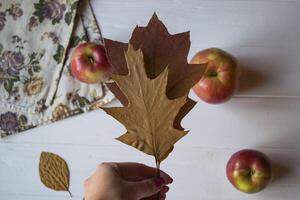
208,71,218,77
247,170,255,177
89,57,94,63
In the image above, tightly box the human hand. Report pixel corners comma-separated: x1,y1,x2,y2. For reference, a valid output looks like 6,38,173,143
84,162,173,200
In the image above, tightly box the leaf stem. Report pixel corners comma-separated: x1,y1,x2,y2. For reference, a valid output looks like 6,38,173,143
155,158,161,200
67,190,73,198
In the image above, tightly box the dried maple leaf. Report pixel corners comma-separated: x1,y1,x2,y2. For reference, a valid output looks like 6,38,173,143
39,152,72,197
103,44,188,164
105,13,206,130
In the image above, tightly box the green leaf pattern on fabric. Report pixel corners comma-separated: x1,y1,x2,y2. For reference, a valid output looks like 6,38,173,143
0,44,3,54
4,79,13,93
53,44,65,64
64,12,73,25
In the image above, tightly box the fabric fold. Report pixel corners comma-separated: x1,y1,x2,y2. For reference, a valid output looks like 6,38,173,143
0,0,114,138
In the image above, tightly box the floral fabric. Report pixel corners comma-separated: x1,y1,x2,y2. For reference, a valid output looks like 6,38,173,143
0,0,114,138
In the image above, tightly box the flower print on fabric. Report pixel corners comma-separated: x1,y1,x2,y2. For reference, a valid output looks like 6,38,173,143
7,3,23,20
0,2,23,31
24,77,44,96
0,11,6,31
32,0,66,25
1,51,25,76
0,35,45,99
0,112,19,132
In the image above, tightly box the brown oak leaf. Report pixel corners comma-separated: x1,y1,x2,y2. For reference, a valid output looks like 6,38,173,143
105,13,206,130
103,44,188,164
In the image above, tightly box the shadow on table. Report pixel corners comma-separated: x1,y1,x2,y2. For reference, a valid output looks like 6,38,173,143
237,62,268,94
271,161,292,183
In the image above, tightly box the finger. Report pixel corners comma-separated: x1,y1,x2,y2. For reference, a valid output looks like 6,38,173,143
141,193,159,200
159,192,166,200
128,177,166,199
114,162,173,183
141,191,167,200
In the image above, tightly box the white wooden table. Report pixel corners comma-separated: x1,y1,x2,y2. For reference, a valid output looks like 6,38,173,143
1,0,300,199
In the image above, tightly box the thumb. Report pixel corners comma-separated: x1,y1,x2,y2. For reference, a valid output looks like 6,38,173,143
129,177,165,199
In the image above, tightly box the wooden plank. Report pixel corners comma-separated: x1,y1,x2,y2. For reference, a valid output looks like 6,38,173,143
3,96,300,150
182,93,300,149
91,0,300,97
0,143,299,199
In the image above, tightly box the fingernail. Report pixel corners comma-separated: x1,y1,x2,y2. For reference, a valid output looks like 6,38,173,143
154,177,165,188
162,186,169,193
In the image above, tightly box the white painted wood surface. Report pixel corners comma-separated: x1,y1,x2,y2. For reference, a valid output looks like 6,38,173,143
1,0,300,199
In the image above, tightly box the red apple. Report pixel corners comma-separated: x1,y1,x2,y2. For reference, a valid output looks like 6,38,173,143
71,42,113,84
226,149,273,194
191,48,239,104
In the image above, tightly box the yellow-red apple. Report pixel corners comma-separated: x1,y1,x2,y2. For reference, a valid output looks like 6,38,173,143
226,149,273,194
191,48,239,104
71,42,113,84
